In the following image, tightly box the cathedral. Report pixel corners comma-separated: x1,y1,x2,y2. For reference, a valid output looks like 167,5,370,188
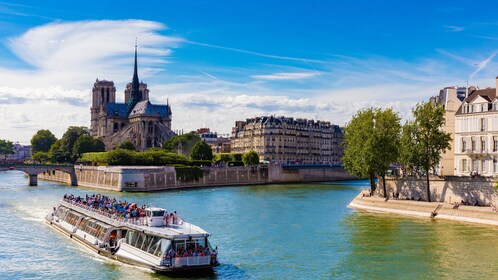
90,45,175,151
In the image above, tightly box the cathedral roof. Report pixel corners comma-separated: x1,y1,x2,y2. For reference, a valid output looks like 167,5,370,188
106,103,128,117
129,100,170,118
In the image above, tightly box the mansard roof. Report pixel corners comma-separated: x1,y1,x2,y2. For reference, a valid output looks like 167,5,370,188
129,100,170,118
456,88,496,115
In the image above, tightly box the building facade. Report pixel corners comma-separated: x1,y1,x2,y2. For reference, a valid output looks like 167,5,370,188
433,86,467,175
231,116,343,164
90,46,175,151
454,78,498,176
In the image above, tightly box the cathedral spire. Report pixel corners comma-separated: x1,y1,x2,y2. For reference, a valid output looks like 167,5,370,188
128,39,141,114
132,39,139,89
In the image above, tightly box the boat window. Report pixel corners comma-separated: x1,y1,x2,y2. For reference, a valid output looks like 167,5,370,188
55,207,68,218
157,239,170,257
98,225,110,240
147,237,159,254
141,235,154,251
78,217,90,230
125,230,139,246
152,210,165,217
135,233,145,248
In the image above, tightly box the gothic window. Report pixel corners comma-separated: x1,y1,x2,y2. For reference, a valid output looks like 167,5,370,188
113,123,119,132
106,88,110,102
121,122,125,129
101,88,104,103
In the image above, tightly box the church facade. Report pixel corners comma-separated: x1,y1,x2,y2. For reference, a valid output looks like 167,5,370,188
90,46,175,151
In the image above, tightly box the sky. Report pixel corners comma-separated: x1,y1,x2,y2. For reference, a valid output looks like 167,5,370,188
2,0,498,144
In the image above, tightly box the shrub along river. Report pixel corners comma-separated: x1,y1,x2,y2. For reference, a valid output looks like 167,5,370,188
0,171,497,279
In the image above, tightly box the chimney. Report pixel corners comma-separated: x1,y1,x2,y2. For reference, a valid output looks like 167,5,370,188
496,76,498,95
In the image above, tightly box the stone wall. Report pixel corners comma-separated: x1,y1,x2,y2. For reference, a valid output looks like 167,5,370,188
379,176,498,206
39,165,354,192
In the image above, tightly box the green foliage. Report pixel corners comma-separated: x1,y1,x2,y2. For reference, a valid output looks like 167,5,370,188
213,153,244,163
49,139,70,163
72,135,105,159
80,152,109,165
175,166,204,182
162,133,201,157
32,151,50,163
400,101,451,202
188,160,212,167
242,150,260,166
0,139,14,159
106,149,188,166
190,141,213,160
47,126,89,163
342,108,402,194
30,129,57,154
117,140,136,151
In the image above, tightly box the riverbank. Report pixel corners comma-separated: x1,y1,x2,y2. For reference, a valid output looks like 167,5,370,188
38,165,356,192
348,190,498,226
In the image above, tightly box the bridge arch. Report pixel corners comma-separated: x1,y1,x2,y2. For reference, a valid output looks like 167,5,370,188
0,164,77,186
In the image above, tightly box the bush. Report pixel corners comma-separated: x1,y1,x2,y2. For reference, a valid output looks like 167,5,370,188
80,152,109,165
107,149,136,165
242,150,260,166
188,160,212,167
213,153,244,163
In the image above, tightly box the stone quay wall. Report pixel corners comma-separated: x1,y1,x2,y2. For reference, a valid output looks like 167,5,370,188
39,165,355,192
378,176,498,206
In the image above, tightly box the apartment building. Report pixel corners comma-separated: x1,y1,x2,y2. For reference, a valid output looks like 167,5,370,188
231,116,343,164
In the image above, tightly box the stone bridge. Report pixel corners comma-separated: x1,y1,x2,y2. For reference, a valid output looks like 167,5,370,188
0,163,77,186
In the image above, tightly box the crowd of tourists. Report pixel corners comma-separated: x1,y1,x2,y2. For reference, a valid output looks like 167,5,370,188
62,193,181,225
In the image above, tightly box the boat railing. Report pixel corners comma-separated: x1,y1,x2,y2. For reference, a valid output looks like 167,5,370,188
62,199,149,226
162,256,211,267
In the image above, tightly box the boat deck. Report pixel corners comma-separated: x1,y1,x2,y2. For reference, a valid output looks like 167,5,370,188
60,200,208,238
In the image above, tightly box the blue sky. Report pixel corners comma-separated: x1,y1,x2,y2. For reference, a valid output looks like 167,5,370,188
2,0,498,143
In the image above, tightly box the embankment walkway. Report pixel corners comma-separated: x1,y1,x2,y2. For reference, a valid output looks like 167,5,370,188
348,191,498,226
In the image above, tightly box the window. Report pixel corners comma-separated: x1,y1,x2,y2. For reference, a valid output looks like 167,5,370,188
471,139,476,151
482,159,487,173
494,158,498,173
481,118,486,131
473,160,479,173
462,139,467,152
494,137,498,152
462,159,468,172
481,138,486,152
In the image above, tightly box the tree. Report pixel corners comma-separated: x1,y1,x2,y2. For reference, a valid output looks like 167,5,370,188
342,108,377,192
0,139,14,160
342,108,401,195
48,126,89,163
163,133,201,157
32,151,50,163
190,141,213,160
117,140,136,151
49,139,70,163
72,135,106,159
242,150,260,166
371,108,402,198
31,129,57,154
400,101,451,202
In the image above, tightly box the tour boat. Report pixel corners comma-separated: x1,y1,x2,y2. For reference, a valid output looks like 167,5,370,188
45,196,219,273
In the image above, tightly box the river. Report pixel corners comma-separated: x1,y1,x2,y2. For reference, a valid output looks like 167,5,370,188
0,171,497,279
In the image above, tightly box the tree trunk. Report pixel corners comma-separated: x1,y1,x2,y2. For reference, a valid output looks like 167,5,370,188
369,172,376,194
426,171,431,202
382,174,387,198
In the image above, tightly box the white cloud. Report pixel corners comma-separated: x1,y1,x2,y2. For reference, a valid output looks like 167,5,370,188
3,19,183,88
